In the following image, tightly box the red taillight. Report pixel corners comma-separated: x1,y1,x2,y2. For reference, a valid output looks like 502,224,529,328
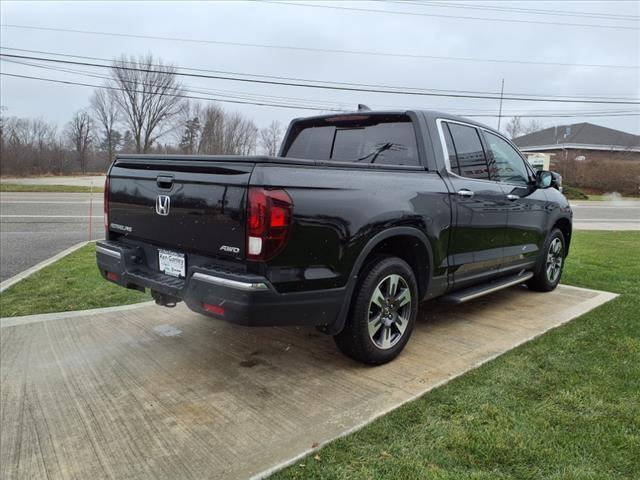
106,271,118,281
246,187,293,261
104,176,110,233
202,303,225,316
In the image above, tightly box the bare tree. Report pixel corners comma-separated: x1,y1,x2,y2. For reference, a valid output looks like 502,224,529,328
65,110,94,174
523,119,543,135
109,54,185,153
198,104,226,154
259,120,283,156
196,104,257,155
505,116,523,139
90,88,120,165
224,112,258,155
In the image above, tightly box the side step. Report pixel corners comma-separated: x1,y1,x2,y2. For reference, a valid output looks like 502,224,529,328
440,271,534,304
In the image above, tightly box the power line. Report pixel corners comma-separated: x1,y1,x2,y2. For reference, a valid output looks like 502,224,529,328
0,72,337,111
1,24,638,70
4,46,638,101
2,52,639,106
0,58,353,111
2,71,638,119
391,1,640,21
262,1,640,30
5,56,635,117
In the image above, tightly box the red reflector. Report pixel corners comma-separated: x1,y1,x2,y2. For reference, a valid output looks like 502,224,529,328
202,303,225,316
106,271,118,281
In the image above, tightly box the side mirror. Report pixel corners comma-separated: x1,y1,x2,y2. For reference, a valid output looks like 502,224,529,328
535,170,562,190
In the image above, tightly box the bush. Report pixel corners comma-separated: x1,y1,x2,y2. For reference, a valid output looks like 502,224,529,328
562,185,589,200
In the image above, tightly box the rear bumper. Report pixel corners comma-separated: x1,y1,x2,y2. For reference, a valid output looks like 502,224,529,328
96,240,345,327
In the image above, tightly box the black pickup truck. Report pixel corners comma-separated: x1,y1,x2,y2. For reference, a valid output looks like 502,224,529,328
97,110,571,364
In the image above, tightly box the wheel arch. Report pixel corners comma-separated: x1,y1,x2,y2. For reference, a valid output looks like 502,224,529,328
323,227,433,335
553,216,572,256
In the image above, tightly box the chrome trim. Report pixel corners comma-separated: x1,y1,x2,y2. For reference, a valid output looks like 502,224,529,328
456,272,533,303
191,272,269,291
96,245,122,259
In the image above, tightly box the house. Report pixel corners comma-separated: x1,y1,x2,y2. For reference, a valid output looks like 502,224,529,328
513,122,640,165
512,123,640,195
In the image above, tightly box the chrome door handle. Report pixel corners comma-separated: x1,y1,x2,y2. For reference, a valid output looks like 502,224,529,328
457,189,474,198
506,194,519,201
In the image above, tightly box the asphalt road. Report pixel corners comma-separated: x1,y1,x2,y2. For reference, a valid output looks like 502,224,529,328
0,193,638,283
570,200,640,231
0,192,104,281
1,175,105,187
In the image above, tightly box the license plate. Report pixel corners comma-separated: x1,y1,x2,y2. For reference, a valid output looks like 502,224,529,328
158,249,186,278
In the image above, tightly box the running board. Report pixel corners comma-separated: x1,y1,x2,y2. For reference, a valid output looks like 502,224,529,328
440,271,534,304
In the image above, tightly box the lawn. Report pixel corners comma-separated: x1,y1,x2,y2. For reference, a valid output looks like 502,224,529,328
0,183,103,193
0,243,150,317
272,231,640,479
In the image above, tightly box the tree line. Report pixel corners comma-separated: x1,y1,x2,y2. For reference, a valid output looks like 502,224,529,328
0,53,284,177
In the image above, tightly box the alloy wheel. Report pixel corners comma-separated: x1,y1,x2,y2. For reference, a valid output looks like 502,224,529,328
367,274,412,350
546,237,563,284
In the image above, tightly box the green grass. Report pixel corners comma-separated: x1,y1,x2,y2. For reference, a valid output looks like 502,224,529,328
0,243,150,317
0,183,103,193
272,231,640,480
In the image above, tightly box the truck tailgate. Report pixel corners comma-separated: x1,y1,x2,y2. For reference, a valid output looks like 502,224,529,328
107,158,253,259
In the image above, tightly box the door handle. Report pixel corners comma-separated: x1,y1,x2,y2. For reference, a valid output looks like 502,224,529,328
457,189,475,198
156,175,174,189
506,194,519,201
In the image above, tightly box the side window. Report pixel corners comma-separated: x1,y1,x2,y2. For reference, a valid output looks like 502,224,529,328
285,126,334,160
442,123,459,174
484,131,531,185
447,123,490,180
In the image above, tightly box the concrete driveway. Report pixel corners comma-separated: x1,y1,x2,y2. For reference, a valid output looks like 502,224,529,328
0,285,615,480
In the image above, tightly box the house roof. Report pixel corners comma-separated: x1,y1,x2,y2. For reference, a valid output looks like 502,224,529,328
513,122,640,152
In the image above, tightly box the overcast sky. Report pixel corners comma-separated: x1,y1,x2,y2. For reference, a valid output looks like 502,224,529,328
1,0,639,137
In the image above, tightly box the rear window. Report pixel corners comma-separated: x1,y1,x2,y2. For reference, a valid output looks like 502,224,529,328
284,116,420,166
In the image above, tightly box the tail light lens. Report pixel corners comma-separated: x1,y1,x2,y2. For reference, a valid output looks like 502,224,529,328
246,187,293,261
104,176,109,234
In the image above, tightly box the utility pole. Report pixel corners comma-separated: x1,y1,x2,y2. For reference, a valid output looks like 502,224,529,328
497,78,505,131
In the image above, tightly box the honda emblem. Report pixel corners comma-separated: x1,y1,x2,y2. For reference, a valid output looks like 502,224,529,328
156,195,170,216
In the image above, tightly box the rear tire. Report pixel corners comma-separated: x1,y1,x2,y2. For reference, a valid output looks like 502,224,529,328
334,255,418,365
527,228,565,292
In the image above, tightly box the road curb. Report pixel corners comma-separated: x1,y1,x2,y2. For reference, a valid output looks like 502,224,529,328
0,301,157,328
0,240,92,293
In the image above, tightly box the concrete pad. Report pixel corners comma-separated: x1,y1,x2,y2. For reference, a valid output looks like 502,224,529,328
0,284,616,480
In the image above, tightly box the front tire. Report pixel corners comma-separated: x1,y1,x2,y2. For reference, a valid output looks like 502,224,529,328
334,255,418,365
527,228,565,292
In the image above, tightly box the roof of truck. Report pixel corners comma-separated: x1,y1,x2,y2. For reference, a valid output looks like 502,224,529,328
290,109,500,135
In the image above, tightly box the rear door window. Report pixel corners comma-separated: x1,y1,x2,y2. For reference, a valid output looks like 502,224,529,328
442,123,459,173
284,117,420,166
446,123,490,180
